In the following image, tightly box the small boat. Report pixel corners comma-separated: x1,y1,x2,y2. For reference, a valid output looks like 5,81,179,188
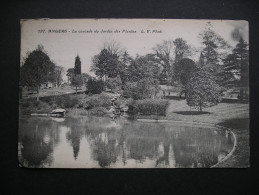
50,108,66,116
31,108,66,117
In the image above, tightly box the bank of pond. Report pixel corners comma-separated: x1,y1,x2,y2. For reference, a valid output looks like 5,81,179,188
19,92,169,118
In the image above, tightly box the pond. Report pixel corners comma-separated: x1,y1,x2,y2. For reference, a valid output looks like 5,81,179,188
18,116,234,168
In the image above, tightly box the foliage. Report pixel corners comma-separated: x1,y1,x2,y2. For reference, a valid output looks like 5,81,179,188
199,22,231,66
221,37,249,101
105,75,123,92
91,41,127,81
84,93,111,109
232,38,249,87
47,66,64,87
173,38,191,63
123,78,160,100
45,94,81,108
20,99,52,115
153,40,173,82
20,45,56,90
173,58,198,86
132,99,169,116
66,68,74,84
186,70,222,111
81,73,91,84
74,55,82,75
127,54,161,82
89,107,108,116
71,74,83,94
86,78,105,94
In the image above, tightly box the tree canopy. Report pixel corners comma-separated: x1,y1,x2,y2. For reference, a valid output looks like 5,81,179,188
74,55,81,75
173,58,198,86
186,70,222,111
20,45,55,90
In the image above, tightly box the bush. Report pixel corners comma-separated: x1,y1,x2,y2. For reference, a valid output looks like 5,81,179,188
132,99,169,116
123,78,160,100
86,78,105,94
89,107,108,116
19,99,52,115
84,93,111,109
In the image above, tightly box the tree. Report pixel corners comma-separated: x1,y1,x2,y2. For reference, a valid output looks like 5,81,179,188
91,48,121,80
185,70,222,111
127,54,161,82
199,22,231,67
91,40,127,82
20,45,55,100
74,55,81,75
86,78,105,94
218,53,239,89
119,51,132,84
52,66,64,87
66,68,74,84
233,38,249,101
71,55,83,94
105,75,123,92
81,73,91,84
153,40,174,82
71,75,83,94
222,37,249,101
173,38,191,63
173,58,198,86
198,52,205,67
123,78,160,100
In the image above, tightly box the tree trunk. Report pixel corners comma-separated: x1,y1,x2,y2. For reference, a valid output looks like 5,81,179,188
199,105,202,111
240,88,244,102
36,86,39,101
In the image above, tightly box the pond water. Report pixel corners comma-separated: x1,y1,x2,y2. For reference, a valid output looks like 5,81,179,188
18,116,234,168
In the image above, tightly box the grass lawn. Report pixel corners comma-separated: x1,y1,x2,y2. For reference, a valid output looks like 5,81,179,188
22,85,86,99
164,99,249,168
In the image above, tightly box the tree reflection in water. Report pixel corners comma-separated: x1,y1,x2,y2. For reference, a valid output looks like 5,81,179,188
19,117,61,168
19,116,234,168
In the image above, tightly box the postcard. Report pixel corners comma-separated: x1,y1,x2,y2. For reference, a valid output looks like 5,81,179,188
19,19,249,168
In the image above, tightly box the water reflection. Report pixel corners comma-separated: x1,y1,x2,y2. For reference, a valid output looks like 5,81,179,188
18,116,234,168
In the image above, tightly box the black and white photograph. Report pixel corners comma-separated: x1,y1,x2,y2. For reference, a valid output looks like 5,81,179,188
18,19,249,168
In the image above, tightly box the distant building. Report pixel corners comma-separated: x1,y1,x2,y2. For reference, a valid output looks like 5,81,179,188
41,82,58,89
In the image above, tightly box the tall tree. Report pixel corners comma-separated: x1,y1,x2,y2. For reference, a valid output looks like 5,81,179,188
153,40,174,82
222,37,249,101
91,48,120,80
74,55,81,75
198,52,205,67
127,54,160,82
173,58,198,86
52,66,64,87
199,22,231,67
66,68,74,84
173,38,191,63
20,45,55,100
71,55,83,94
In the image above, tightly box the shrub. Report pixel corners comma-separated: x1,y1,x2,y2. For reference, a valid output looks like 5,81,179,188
89,107,108,116
123,78,160,100
86,78,105,94
84,93,111,109
133,99,169,116
19,99,52,115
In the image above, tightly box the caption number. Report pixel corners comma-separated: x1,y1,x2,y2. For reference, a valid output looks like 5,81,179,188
38,29,46,33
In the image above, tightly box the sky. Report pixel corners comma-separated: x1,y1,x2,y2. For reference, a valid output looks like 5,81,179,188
20,19,249,80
